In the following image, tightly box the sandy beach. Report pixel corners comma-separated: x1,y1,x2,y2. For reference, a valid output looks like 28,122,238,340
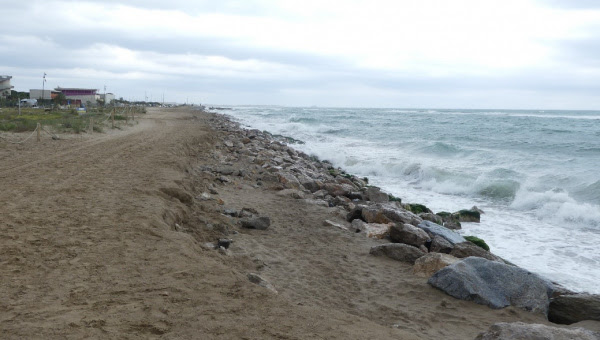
0,107,595,339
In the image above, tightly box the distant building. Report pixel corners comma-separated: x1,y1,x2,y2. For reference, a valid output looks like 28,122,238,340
99,93,115,105
55,87,98,106
0,75,14,97
30,89,60,100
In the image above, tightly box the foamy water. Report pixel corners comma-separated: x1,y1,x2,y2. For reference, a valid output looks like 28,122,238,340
223,106,600,293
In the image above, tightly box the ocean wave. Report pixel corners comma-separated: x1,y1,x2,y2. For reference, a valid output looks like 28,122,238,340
573,180,600,205
511,187,600,228
417,141,465,156
509,113,600,120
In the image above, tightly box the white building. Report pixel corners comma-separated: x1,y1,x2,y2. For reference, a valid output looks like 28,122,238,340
0,75,14,97
30,89,55,100
98,93,115,105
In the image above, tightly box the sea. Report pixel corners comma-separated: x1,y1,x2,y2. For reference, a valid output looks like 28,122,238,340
222,106,600,294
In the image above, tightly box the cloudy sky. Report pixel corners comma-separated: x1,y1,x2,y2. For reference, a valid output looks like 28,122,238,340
2,0,600,109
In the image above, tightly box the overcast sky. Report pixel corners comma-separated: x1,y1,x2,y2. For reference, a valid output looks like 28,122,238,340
2,0,600,109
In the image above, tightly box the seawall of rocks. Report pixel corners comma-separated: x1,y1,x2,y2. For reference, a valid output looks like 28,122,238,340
200,109,599,330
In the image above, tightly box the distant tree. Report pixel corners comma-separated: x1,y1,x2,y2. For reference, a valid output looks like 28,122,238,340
53,92,67,105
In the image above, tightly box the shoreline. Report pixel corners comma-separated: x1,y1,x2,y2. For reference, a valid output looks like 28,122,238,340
223,105,600,296
202,109,599,334
1,106,597,338
216,109,571,291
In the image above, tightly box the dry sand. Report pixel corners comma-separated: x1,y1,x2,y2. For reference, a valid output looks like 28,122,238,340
0,107,563,339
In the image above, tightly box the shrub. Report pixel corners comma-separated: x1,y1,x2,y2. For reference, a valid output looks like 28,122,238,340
464,235,490,251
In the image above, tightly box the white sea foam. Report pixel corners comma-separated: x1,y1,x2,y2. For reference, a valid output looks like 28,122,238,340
224,106,600,293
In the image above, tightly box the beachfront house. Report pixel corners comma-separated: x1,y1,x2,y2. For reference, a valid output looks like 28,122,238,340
0,75,14,98
55,87,98,106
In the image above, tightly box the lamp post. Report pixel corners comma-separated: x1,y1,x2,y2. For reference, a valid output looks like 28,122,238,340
42,72,47,104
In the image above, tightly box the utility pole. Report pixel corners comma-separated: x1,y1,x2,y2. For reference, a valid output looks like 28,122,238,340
42,72,47,104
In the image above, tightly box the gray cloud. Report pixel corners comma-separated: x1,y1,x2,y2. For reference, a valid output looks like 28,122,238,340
538,0,600,10
3,1,600,109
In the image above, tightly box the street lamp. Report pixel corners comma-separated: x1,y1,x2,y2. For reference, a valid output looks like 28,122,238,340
42,72,47,103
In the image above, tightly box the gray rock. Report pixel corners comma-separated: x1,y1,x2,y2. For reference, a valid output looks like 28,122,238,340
350,219,366,233
215,166,236,175
381,207,423,226
241,216,271,230
454,208,481,223
430,235,454,253
369,243,425,264
436,212,462,230
475,322,600,340
278,173,303,189
413,253,459,278
419,212,444,225
417,220,466,245
428,257,553,314
450,242,505,263
222,208,239,217
443,220,462,230
299,178,322,193
323,183,354,197
362,206,392,224
389,223,430,247
365,186,389,203
549,294,600,325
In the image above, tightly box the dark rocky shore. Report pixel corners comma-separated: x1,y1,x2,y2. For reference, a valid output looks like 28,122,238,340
200,109,600,338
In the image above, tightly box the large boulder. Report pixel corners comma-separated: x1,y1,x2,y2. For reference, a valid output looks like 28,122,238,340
436,211,462,230
417,220,466,245
454,208,481,223
475,322,600,340
362,207,392,224
450,242,504,263
298,177,322,193
323,183,355,197
418,213,444,225
278,173,303,189
369,243,425,264
390,223,430,247
362,222,392,239
549,294,600,325
365,186,389,203
412,253,459,278
428,257,553,314
430,235,454,254
381,207,423,226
